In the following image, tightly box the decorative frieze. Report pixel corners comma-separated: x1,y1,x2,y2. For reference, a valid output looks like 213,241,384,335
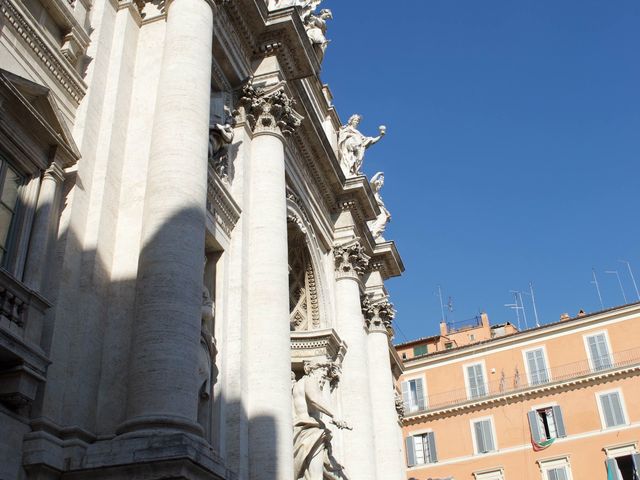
361,294,395,334
237,80,303,136
333,239,370,277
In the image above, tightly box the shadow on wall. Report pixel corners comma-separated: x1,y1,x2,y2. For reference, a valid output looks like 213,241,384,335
2,198,283,479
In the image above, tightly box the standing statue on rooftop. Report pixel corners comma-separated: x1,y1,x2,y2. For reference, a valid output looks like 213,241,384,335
368,172,391,240
337,114,385,176
292,361,350,480
304,9,332,61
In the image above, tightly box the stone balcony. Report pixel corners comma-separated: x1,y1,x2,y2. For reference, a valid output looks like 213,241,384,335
0,268,50,410
403,347,640,422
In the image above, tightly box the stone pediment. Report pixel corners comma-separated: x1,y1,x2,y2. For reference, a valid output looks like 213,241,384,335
290,328,347,368
0,69,80,170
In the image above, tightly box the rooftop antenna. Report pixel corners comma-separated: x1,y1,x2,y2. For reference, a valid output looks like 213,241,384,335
526,282,540,327
510,290,528,329
605,270,627,304
504,292,522,330
591,268,604,310
620,260,640,301
436,285,446,323
447,296,454,313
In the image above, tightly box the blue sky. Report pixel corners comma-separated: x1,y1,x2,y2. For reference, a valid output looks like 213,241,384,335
320,1,640,342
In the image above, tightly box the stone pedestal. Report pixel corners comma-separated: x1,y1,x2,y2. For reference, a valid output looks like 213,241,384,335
364,297,404,480
121,0,214,435
333,240,378,480
240,80,302,480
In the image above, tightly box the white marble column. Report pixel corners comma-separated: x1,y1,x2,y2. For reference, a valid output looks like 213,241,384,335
364,295,404,480
241,80,302,480
333,240,378,480
23,162,65,292
120,0,213,435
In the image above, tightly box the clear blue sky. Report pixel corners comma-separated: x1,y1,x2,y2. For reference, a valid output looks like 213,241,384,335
320,1,640,342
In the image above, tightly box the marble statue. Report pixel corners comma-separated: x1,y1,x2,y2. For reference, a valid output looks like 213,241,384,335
304,9,332,61
368,172,391,240
337,114,385,176
292,362,350,480
198,284,217,438
209,106,236,181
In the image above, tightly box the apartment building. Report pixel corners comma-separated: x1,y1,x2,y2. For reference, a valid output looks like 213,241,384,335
397,303,640,480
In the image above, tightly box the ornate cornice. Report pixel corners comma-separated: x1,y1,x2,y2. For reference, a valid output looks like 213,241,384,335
333,239,369,278
0,0,87,104
361,294,395,335
236,80,303,136
207,165,241,237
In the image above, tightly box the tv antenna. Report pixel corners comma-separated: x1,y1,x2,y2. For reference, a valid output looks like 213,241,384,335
591,269,604,310
620,260,640,301
504,291,523,330
510,290,529,329
436,285,446,322
605,270,627,304
521,282,540,327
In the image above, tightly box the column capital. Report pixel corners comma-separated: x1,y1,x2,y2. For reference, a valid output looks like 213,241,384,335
236,80,303,137
333,239,370,279
361,294,395,335
43,162,66,183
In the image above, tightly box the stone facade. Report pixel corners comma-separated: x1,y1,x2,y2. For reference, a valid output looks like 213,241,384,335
0,0,405,479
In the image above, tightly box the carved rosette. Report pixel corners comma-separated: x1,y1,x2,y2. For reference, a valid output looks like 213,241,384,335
237,81,303,136
333,240,370,278
361,294,395,335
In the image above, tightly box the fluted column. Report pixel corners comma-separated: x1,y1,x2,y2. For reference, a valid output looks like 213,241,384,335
241,80,302,480
364,295,404,480
121,0,213,435
333,240,378,480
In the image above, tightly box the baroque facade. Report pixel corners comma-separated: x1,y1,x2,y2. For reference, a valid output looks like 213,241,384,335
0,0,406,479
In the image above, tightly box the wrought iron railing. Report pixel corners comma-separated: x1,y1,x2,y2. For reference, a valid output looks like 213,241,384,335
410,348,640,414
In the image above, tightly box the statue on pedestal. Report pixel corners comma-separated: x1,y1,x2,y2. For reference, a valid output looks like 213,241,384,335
337,114,385,176
368,172,391,240
292,361,350,480
304,9,332,62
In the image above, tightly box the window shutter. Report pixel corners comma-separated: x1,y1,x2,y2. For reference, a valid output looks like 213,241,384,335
483,420,495,451
631,454,639,479
474,421,486,453
601,394,615,427
405,436,416,467
402,381,410,411
415,378,426,410
610,393,625,425
556,467,568,480
547,469,558,480
528,410,542,443
606,459,622,480
427,431,438,463
552,406,566,437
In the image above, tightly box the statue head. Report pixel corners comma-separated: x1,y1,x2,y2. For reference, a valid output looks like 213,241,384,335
303,361,341,390
319,8,332,19
371,172,384,190
347,114,361,127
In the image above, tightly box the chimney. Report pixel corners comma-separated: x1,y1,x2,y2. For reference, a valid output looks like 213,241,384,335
440,321,448,336
559,313,570,321
577,309,586,317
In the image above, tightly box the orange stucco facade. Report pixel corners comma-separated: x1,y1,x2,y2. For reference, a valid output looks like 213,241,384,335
398,303,640,480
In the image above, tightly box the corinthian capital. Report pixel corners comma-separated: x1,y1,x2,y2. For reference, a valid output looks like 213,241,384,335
361,294,395,334
333,239,370,277
237,80,303,136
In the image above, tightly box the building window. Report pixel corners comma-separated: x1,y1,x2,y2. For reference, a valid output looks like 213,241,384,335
598,390,627,428
402,377,426,413
401,352,407,360
528,406,566,444
605,444,640,480
413,344,428,356
469,333,476,341
472,417,496,454
405,431,437,467
444,341,453,350
465,362,487,399
539,458,573,480
0,157,24,265
585,332,612,371
473,469,504,480
524,347,550,385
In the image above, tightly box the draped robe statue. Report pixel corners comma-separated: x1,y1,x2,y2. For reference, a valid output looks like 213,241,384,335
337,114,385,176
368,172,391,240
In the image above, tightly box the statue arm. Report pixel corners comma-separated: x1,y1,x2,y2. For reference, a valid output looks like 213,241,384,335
305,381,336,419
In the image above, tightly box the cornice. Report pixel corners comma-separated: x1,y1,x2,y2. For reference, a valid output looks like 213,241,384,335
207,166,241,237
1,0,87,104
402,362,640,424
370,240,404,280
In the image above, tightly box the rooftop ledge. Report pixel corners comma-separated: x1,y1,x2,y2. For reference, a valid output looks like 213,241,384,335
403,347,640,424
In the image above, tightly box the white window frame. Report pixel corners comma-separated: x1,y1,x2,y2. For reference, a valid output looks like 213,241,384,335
473,467,504,479
463,360,489,400
470,415,498,455
538,456,574,480
583,330,613,371
409,429,437,466
529,403,564,440
596,388,629,430
522,345,552,385
604,442,638,459
402,373,428,413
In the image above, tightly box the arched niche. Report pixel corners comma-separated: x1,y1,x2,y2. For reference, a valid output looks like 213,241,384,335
286,193,330,332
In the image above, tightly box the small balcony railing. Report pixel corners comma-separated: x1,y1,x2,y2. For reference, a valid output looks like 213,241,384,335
410,348,640,414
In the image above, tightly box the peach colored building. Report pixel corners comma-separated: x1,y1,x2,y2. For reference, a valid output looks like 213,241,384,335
397,303,640,480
